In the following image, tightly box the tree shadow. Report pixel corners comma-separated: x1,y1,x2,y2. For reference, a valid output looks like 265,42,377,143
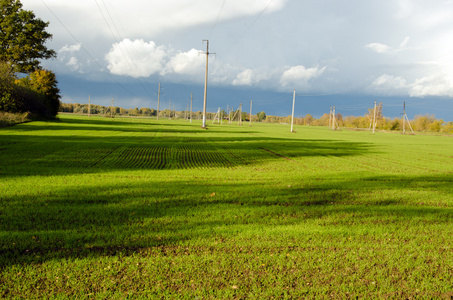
0,130,374,177
0,174,451,266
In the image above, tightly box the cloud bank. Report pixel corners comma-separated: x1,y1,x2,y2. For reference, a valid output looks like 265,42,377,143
24,0,453,101
105,39,328,91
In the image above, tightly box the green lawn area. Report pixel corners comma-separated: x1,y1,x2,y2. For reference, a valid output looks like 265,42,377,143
1,114,452,298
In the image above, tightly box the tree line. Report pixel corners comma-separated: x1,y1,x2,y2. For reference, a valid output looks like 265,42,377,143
60,103,218,120
0,0,60,123
61,102,453,134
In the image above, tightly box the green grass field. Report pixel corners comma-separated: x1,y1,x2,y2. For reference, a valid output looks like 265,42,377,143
1,114,452,298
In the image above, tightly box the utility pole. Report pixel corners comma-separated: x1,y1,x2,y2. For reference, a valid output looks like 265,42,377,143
110,98,114,118
201,40,215,128
291,89,296,133
403,101,406,134
239,103,243,126
212,107,221,124
157,82,161,120
332,105,336,131
402,101,415,134
372,100,377,134
190,92,193,123
329,106,332,130
227,104,229,122
88,95,91,117
249,99,252,127
169,99,171,119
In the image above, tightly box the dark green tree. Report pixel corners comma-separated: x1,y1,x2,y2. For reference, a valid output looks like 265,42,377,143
257,111,266,122
0,0,56,73
16,69,61,116
241,111,248,121
0,60,16,111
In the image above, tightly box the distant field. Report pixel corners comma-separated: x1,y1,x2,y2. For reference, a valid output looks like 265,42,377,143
1,114,452,298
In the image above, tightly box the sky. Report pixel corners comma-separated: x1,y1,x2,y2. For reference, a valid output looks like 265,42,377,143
21,0,453,120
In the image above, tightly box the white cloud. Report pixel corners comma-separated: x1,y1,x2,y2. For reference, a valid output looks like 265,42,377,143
365,43,391,54
32,0,287,39
370,73,453,97
232,69,254,86
410,75,453,97
165,49,204,76
106,40,208,80
365,37,410,54
372,74,407,89
105,39,167,77
280,65,326,87
59,43,81,54
66,57,80,71
122,0,287,36
399,36,410,49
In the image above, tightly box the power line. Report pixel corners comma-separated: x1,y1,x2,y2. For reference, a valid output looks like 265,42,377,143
223,0,276,54
208,0,227,40
236,0,275,43
39,0,139,98
94,0,155,99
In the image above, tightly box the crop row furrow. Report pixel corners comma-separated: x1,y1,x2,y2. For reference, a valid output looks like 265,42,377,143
200,148,213,169
181,146,191,169
224,148,249,166
90,146,120,167
159,147,169,169
136,147,155,169
123,149,137,168
148,147,159,169
119,147,146,169
75,144,243,170
209,151,227,168
132,147,146,168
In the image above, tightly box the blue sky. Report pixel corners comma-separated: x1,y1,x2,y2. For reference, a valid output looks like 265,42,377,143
23,0,453,120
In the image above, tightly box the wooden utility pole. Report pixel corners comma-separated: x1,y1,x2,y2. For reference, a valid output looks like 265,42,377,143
291,89,296,133
110,98,114,118
332,105,337,131
329,106,332,130
239,103,243,126
403,101,406,134
249,99,252,127
157,82,161,120
372,100,377,134
169,99,171,119
402,101,415,134
190,92,193,123
227,105,229,123
217,107,221,124
212,107,220,124
201,40,215,128
88,95,91,117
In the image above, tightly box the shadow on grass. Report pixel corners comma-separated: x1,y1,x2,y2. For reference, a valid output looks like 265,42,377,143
0,173,452,267
0,122,374,176
11,116,260,135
